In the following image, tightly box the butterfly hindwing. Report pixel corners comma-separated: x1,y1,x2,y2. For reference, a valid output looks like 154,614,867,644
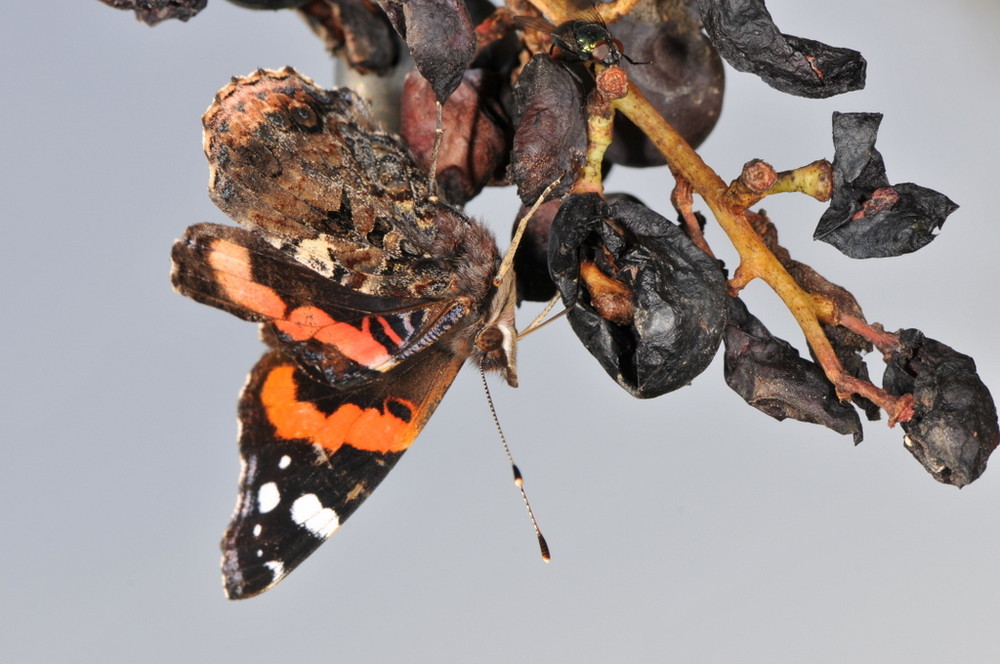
223,348,464,599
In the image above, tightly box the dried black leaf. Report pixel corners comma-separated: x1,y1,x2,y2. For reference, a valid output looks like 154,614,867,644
297,0,400,75
724,298,863,443
883,329,999,487
549,194,728,398
376,0,476,102
510,55,587,206
815,112,958,258
696,0,865,98
100,0,206,24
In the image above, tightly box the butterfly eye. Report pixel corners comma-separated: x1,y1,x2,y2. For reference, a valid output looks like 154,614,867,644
475,325,505,354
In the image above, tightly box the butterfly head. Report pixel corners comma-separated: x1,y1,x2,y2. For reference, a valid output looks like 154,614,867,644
475,272,519,388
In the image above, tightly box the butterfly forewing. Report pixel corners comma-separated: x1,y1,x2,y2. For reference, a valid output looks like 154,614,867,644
172,222,469,386
223,348,464,599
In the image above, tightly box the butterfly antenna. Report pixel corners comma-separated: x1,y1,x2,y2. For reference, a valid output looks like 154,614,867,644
495,176,563,287
479,366,551,562
427,101,444,200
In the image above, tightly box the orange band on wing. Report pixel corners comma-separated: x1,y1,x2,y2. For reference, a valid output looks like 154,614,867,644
208,239,286,319
376,315,405,347
261,365,419,454
208,239,391,368
276,306,391,367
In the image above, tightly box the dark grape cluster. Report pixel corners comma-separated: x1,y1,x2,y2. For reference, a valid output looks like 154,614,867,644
101,0,999,486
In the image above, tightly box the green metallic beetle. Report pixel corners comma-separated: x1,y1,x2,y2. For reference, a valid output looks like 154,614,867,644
514,11,646,66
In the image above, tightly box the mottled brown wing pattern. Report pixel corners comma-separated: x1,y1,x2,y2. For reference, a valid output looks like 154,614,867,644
202,67,499,302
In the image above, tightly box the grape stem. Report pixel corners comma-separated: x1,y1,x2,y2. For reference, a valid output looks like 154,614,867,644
838,315,905,356
724,159,777,209
767,160,834,201
605,71,914,426
574,92,614,196
671,178,716,259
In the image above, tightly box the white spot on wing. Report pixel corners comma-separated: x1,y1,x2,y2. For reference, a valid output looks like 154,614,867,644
257,482,280,513
401,311,415,336
264,560,284,580
290,493,340,538
294,236,340,277
279,455,291,469
252,524,262,537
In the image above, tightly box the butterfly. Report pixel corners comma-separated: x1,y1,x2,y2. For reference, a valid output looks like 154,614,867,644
171,67,519,599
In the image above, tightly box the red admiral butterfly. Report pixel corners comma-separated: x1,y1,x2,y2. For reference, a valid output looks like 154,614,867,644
172,68,519,599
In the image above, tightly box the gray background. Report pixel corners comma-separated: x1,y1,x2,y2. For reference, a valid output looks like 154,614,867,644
4,1,1000,662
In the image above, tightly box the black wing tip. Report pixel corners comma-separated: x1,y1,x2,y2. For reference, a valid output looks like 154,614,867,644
221,547,286,600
